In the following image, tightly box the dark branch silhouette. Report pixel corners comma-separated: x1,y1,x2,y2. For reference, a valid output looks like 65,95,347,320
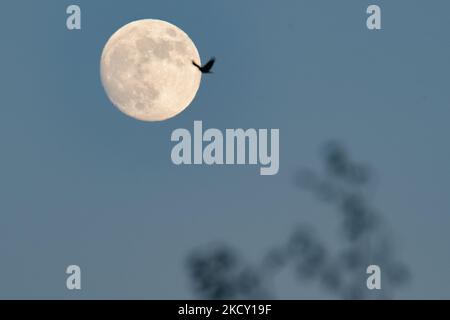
193,57,216,74
187,245,269,299
186,142,411,299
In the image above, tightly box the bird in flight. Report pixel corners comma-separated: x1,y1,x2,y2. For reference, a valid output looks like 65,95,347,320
193,57,216,74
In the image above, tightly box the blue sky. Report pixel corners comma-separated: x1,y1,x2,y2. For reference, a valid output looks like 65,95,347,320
0,0,449,298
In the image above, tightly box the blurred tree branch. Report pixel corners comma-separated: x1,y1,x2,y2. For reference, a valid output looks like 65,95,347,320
186,142,410,299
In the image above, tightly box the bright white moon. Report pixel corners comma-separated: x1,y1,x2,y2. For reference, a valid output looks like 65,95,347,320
100,19,202,121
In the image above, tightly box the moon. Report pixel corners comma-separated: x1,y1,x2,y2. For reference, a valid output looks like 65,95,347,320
100,19,202,121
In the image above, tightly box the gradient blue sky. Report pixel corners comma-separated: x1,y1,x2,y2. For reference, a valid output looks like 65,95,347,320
0,0,449,298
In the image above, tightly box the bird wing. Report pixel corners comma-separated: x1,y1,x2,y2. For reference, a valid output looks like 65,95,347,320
192,60,201,69
202,57,216,71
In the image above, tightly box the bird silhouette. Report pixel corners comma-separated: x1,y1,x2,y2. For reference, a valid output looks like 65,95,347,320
193,57,216,74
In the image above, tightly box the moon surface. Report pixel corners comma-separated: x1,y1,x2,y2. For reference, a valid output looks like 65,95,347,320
100,19,202,121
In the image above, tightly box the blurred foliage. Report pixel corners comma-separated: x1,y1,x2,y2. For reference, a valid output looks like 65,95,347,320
186,142,410,299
